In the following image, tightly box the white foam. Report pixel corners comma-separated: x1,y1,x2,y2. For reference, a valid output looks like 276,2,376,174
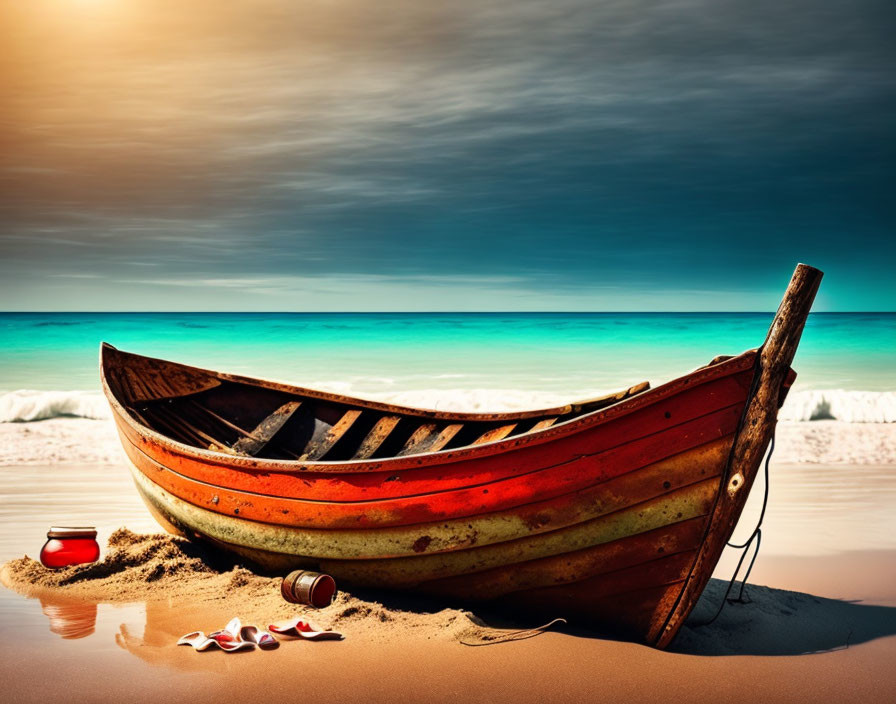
2,387,894,424
377,388,574,412
376,388,896,421
0,418,123,465
0,390,111,423
779,390,896,423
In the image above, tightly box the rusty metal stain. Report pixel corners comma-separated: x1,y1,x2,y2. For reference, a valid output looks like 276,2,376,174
412,536,432,553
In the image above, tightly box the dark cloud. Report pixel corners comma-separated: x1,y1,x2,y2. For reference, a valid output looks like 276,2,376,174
0,0,893,309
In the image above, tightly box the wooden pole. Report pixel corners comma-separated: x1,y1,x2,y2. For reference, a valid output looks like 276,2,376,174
727,263,824,497
652,263,823,648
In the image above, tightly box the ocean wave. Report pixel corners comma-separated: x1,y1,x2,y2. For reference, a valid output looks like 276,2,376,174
377,388,573,412
1,388,894,423
778,390,896,423
0,390,111,423
377,389,896,421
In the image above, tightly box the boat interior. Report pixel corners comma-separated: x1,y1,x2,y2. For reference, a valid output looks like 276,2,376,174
102,346,653,462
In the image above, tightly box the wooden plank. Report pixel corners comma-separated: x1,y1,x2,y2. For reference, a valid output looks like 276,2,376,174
125,431,732,530
182,400,304,459
571,381,650,412
232,401,302,456
300,409,362,461
428,424,463,452
142,407,206,448
115,369,138,404
129,461,717,565
396,423,438,456
495,551,695,637
471,424,516,445
188,400,255,439
104,343,758,461
551,549,695,601
128,369,154,402
175,415,226,450
102,345,222,403
419,516,707,599
652,263,823,649
124,391,746,504
510,580,681,639
529,417,558,431
353,416,401,459
155,405,229,452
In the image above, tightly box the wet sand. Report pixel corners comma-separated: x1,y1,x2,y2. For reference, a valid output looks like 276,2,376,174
2,551,895,704
2,443,896,703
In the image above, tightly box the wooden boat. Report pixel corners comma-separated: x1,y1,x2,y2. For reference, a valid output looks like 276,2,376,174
100,264,822,648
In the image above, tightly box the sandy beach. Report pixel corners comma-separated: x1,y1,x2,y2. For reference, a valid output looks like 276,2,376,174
2,416,895,704
4,0,894,698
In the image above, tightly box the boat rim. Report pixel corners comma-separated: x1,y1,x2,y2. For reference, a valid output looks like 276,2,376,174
100,341,758,473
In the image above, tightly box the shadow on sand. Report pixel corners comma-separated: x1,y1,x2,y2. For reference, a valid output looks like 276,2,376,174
670,578,896,656
350,577,896,657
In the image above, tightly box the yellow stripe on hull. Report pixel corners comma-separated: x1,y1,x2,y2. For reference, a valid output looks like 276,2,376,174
131,464,719,586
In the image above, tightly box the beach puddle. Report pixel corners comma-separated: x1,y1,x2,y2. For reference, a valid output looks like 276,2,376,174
40,595,98,639
0,585,147,655
1,584,275,670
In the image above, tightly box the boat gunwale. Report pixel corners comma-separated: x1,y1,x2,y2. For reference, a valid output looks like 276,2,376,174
100,342,757,474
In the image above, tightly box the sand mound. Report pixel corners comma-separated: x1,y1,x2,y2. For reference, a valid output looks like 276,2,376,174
0,529,490,643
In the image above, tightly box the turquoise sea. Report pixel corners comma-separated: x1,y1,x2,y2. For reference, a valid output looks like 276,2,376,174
0,312,894,421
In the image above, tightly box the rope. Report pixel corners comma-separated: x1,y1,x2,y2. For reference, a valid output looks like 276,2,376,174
692,432,775,626
460,618,567,646
462,432,777,638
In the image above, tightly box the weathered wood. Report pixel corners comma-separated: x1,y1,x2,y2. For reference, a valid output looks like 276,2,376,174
652,263,822,648
173,414,226,451
299,409,362,461
130,462,718,567
232,401,302,456
419,516,707,599
141,406,206,447
428,424,463,452
530,417,559,431
102,343,221,403
106,342,756,473
101,270,816,650
571,381,650,412
471,424,517,445
353,416,401,459
131,433,731,530
120,373,752,502
188,400,255,440
396,424,438,456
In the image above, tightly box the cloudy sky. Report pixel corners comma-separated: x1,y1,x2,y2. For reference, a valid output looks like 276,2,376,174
1,0,893,311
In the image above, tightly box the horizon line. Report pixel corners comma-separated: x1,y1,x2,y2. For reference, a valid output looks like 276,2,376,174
1,310,892,315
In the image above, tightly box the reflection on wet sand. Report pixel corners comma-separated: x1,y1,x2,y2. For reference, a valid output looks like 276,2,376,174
39,596,97,640
115,600,265,672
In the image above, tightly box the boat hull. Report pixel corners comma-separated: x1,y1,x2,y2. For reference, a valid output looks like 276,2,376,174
130,461,717,639
104,347,763,645
101,264,823,648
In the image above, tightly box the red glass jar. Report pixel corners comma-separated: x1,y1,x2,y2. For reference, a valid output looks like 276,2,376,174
40,527,100,569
